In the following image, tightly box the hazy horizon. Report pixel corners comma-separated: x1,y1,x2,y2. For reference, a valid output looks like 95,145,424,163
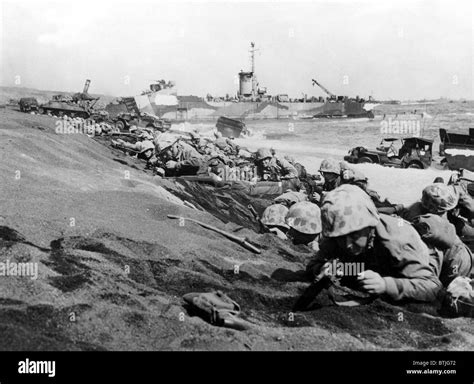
1,0,473,100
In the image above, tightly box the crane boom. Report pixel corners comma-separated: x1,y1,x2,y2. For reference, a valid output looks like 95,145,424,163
312,79,335,98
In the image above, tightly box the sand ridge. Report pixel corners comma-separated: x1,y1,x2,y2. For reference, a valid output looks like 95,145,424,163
0,108,473,351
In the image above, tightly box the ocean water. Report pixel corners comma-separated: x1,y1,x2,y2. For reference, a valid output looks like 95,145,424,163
171,101,474,206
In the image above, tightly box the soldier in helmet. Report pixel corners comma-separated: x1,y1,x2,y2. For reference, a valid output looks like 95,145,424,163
402,183,459,221
273,190,309,207
315,159,370,191
187,131,209,155
315,158,402,213
254,147,299,182
412,214,473,287
316,158,344,192
447,178,474,239
401,182,474,238
158,140,204,177
214,134,239,156
313,158,371,202
421,183,459,217
260,204,290,240
111,137,157,164
285,201,322,250
306,184,442,302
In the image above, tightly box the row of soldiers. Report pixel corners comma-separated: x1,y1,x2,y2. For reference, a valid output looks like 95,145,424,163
110,126,305,192
259,163,474,306
109,128,473,306
109,127,401,199
111,127,254,178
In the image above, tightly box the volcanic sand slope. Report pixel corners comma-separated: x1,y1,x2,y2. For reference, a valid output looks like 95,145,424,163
0,108,473,351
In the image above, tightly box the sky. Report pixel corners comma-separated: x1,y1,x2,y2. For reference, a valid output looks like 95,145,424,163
1,0,473,100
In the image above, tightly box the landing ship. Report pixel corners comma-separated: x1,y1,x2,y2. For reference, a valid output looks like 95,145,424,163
106,43,378,121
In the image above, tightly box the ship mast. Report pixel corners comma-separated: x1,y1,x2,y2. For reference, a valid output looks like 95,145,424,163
250,42,258,96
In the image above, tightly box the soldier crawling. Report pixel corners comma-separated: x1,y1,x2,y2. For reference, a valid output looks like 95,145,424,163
306,184,443,302
111,128,157,166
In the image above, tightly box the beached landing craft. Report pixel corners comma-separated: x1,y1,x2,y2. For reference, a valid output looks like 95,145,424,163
440,128,474,171
215,116,248,138
106,43,379,121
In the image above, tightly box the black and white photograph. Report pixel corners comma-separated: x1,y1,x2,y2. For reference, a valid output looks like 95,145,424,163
0,0,473,379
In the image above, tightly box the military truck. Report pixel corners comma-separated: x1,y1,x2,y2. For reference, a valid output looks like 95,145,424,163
19,97,39,112
344,137,433,169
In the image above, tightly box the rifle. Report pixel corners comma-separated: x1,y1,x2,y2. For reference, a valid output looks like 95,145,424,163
167,214,261,254
293,266,332,311
164,174,225,187
247,204,269,233
293,260,374,311
110,132,137,137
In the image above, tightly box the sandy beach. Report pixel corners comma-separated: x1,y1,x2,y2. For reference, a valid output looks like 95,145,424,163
1,106,473,351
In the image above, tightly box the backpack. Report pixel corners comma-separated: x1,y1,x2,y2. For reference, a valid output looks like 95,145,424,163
182,291,252,330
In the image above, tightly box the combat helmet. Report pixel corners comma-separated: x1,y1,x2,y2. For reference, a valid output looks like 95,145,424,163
255,148,273,162
274,191,308,207
421,183,459,214
261,204,289,229
285,201,322,235
139,140,155,153
319,158,341,175
155,137,175,152
321,184,379,237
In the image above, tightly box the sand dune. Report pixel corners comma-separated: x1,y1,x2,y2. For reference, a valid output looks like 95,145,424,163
1,108,473,351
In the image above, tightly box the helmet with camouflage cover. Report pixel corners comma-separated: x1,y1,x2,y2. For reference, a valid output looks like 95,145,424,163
319,158,341,175
321,184,379,237
273,191,308,207
421,183,459,214
261,204,289,229
285,201,322,235
255,148,273,162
